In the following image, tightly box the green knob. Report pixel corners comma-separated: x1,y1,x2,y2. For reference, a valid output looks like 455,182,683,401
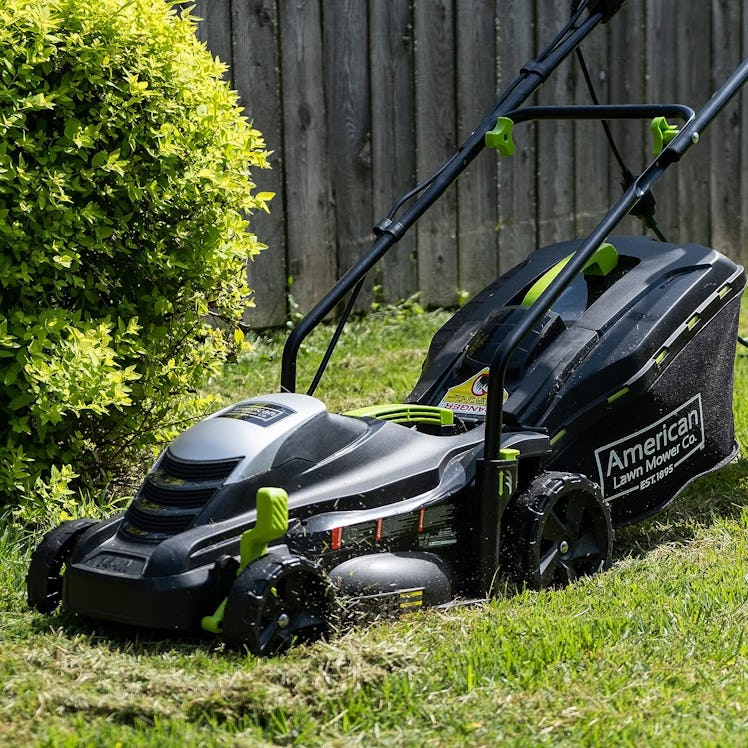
485,117,516,157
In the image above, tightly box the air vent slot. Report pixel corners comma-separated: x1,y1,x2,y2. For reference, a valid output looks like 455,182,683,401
122,502,197,538
159,451,241,482
140,479,217,508
120,453,242,541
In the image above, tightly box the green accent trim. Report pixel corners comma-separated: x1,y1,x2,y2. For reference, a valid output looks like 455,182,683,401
550,429,567,446
650,117,680,155
485,117,516,157
201,599,226,635
239,487,289,571
581,242,619,277
654,347,669,366
497,449,520,499
718,283,732,299
344,403,454,427
686,314,700,331
607,387,629,404
520,242,619,308
201,487,289,635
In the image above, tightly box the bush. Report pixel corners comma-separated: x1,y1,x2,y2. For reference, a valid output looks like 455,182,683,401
0,0,272,525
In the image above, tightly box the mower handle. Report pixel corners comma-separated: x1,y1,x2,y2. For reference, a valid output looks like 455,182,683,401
280,1,623,395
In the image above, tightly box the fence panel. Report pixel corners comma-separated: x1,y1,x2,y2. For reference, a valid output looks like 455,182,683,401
496,2,538,273
231,0,287,327
190,1,747,327
324,2,374,309
370,0,417,302
414,0,458,307
455,0,499,295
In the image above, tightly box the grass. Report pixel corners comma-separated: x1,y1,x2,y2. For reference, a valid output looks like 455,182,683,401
2,304,748,747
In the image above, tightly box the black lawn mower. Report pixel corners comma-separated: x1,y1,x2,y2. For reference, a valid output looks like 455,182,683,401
27,0,748,656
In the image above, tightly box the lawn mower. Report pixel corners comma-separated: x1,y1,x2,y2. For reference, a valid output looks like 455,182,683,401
27,0,748,656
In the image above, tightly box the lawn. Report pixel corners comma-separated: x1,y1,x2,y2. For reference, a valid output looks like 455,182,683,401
2,305,748,747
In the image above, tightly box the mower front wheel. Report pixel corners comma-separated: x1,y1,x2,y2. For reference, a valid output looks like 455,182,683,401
502,471,613,589
27,518,97,613
222,553,336,656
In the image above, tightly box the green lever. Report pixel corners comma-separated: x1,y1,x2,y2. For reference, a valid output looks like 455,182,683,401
650,117,680,156
485,117,516,157
201,486,289,634
238,486,289,572
201,598,228,634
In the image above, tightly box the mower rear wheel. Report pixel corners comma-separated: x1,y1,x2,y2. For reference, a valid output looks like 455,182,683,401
502,471,612,589
27,518,97,613
222,553,335,656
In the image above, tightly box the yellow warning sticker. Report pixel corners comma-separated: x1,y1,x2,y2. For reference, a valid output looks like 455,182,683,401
437,368,506,417
438,368,490,416
398,588,424,610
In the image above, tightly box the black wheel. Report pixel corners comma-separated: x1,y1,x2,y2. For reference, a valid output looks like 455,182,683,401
27,518,97,613
222,553,335,656
502,471,613,589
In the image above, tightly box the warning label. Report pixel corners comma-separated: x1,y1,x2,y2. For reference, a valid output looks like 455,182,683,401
594,393,704,500
438,368,504,417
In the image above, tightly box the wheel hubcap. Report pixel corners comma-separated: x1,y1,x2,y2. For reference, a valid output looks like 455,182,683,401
558,539,570,555
277,612,290,629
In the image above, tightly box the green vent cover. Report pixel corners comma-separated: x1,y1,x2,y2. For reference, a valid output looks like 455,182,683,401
344,403,455,427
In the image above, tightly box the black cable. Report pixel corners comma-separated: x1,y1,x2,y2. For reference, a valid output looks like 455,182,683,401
575,47,669,242
306,276,366,397
575,48,627,172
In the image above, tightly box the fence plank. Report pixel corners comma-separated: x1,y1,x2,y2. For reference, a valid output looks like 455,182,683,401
606,0,647,237
536,1,576,247
645,0,680,239
573,15,610,237
742,3,748,267
675,4,712,248
455,0,499,295
231,0,287,327
496,0,537,273
370,1,417,303
323,1,373,310
414,0,458,307
711,0,744,261
279,0,336,315
191,0,233,79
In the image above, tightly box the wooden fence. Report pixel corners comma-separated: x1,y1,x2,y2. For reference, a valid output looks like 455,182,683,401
191,1,748,328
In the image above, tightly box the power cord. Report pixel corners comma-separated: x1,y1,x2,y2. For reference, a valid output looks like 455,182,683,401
575,48,668,242
575,48,748,350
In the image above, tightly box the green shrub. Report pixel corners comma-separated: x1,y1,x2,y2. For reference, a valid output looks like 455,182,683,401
0,0,271,525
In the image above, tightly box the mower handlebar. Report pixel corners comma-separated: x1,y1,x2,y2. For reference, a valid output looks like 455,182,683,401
280,4,613,395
